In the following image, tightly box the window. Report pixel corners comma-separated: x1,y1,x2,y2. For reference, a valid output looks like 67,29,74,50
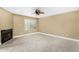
24,19,37,32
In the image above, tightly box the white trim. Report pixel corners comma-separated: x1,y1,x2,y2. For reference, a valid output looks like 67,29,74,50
13,32,79,42
37,32,79,42
13,32,39,39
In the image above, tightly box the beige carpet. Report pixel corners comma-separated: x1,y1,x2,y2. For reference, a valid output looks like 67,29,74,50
0,33,79,52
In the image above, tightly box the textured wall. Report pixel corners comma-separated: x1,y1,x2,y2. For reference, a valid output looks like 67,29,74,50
77,11,79,39
13,14,37,36
39,11,78,39
0,8,13,30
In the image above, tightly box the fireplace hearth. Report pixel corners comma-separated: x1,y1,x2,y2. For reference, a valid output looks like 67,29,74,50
1,29,13,44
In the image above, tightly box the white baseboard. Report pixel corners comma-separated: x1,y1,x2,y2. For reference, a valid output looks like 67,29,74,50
13,32,39,39
13,32,79,42
37,32,79,42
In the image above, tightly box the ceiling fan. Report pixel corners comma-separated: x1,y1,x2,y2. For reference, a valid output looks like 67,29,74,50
34,8,45,15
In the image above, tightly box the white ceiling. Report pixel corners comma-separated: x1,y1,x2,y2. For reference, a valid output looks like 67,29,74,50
3,7,79,18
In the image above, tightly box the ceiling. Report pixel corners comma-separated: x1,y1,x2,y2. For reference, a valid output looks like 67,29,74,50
3,7,79,18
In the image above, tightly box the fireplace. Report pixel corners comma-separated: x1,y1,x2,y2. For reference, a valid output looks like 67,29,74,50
1,29,13,44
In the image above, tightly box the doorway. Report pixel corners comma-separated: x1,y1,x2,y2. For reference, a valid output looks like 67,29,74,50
24,19,38,32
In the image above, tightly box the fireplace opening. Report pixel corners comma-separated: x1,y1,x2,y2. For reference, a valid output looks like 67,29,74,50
1,29,13,44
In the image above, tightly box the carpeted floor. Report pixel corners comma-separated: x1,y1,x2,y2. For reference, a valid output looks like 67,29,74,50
0,33,79,52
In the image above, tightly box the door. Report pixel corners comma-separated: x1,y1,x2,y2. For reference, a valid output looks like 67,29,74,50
24,19,38,32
